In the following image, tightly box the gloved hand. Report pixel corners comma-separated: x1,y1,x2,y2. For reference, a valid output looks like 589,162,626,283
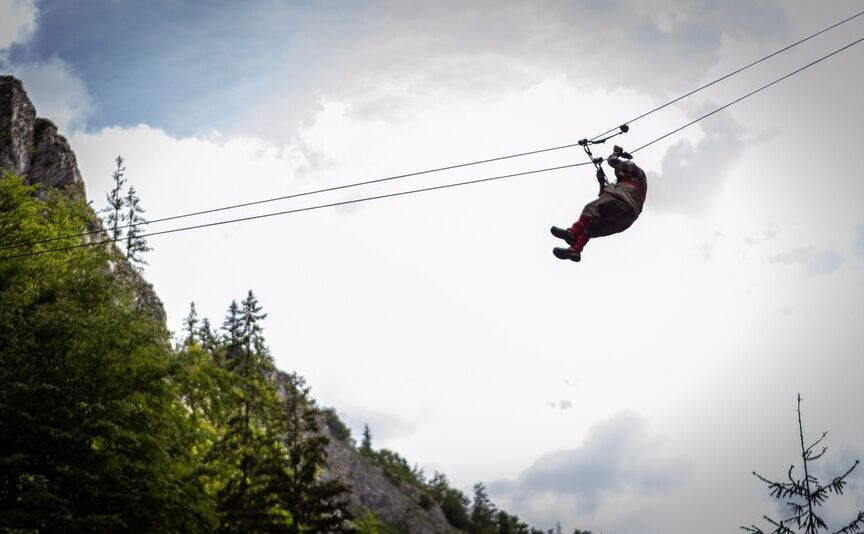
611,145,633,160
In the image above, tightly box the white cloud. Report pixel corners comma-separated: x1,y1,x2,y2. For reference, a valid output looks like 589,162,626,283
0,0,37,51
649,107,747,214
489,413,684,524
5,57,93,132
769,246,845,275
241,0,789,144
0,1,92,134
338,406,418,446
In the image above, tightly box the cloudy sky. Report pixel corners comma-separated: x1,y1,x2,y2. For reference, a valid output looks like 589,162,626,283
3,1,864,532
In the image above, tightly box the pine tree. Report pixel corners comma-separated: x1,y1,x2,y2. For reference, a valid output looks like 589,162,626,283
124,184,150,268
427,471,471,529
183,301,200,345
240,290,270,376
275,372,352,533
214,293,289,532
361,424,373,455
495,510,532,534
101,155,126,241
199,317,219,354
471,482,497,534
222,300,244,365
741,395,864,534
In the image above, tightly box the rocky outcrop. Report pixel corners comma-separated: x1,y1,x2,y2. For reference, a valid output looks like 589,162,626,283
0,75,165,323
30,117,86,198
324,434,458,533
0,77,36,178
273,372,459,533
0,76,84,197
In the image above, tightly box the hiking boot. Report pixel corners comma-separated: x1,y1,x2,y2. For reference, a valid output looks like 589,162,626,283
553,247,581,262
550,226,575,246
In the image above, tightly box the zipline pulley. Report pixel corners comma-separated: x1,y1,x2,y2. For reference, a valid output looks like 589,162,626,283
577,124,629,192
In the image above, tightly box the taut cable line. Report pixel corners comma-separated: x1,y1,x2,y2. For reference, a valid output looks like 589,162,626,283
631,34,864,154
590,8,864,141
1,162,593,261
3,26,862,262
3,8,863,253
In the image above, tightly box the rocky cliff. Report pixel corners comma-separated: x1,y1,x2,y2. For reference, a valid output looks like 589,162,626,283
0,75,165,323
324,421,458,533
0,77,84,198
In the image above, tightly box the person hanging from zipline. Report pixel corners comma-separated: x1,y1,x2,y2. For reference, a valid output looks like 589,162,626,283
551,144,646,262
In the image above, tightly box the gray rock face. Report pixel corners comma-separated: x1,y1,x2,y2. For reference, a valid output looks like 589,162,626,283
30,118,85,197
324,435,458,534
0,76,36,178
0,76,85,197
0,75,165,323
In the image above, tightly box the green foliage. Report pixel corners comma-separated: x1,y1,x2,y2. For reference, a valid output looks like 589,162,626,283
275,373,352,533
470,482,497,534
427,472,472,530
353,510,404,534
208,292,294,532
0,173,353,532
321,407,353,445
183,301,200,346
371,449,424,488
97,156,150,269
361,424,373,456
355,510,380,534
180,291,351,532
0,171,215,531
101,155,126,242
424,471,542,533
494,510,532,534
124,184,150,268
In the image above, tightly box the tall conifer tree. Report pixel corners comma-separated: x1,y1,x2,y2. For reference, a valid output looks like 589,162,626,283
360,424,373,456
183,301,200,345
124,184,150,268
101,155,126,241
471,482,497,534
199,317,219,354
215,293,289,532
275,373,352,533
222,300,244,365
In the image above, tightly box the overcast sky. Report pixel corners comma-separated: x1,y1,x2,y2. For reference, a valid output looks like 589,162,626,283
3,1,864,532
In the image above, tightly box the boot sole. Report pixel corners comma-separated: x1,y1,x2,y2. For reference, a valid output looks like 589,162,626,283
553,248,580,262
550,226,575,246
